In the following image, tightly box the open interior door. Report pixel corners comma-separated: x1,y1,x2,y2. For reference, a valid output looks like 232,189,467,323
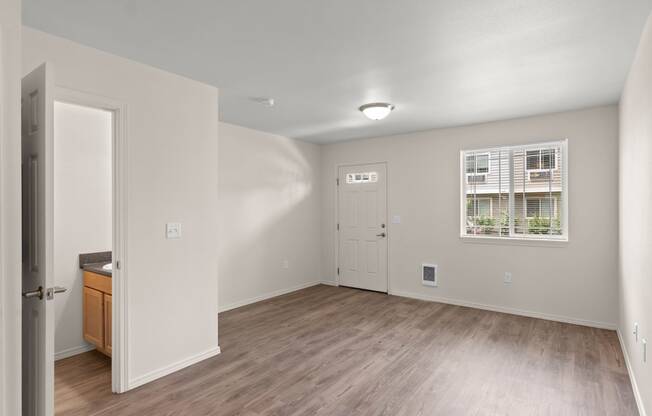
21,62,56,416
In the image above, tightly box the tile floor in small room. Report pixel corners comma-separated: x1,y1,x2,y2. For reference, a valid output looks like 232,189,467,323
55,285,637,416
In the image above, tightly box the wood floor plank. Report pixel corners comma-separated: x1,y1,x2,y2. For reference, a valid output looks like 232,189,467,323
55,285,638,415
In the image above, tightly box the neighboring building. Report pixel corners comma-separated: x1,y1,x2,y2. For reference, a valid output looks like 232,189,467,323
464,146,563,236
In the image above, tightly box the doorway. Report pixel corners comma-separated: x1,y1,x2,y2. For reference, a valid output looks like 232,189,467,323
52,100,113,413
337,163,388,293
21,62,128,416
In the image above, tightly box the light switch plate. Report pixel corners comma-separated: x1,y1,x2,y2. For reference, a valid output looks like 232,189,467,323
504,272,513,284
392,215,401,224
166,223,181,239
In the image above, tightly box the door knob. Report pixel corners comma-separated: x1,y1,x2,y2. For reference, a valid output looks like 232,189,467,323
376,232,386,238
46,286,67,300
23,286,44,300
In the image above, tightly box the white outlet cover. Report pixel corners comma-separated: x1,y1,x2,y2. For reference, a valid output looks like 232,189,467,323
504,272,512,284
643,338,647,363
166,223,181,239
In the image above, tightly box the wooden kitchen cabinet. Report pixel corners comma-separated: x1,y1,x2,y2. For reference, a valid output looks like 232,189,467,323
83,271,112,357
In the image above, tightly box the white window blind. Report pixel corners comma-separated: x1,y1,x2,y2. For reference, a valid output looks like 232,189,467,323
461,140,567,240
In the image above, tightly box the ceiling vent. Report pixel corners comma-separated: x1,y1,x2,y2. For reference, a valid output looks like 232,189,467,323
422,263,438,287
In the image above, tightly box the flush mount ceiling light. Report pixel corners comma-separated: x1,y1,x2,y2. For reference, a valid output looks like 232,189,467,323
359,102,395,120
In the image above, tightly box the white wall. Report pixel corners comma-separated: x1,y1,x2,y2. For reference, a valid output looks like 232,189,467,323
0,0,23,414
322,106,619,328
53,102,112,359
218,122,322,311
619,11,652,416
23,27,220,389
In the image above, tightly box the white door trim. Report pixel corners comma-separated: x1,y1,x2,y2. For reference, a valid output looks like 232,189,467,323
54,86,129,393
1,18,24,416
334,161,389,293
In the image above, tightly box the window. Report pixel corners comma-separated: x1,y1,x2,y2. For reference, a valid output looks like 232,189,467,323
465,153,489,184
466,153,489,174
467,198,492,217
346,172,378,184
526,197,556,218
526,149,557,171
461,140,567,240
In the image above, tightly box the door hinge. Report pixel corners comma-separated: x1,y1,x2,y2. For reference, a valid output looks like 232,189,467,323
336,223,340,231
337,267,340,275
336,178,339,186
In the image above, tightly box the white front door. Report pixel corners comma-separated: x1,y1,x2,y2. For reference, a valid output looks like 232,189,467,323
338,163,388,293
21,62,55,416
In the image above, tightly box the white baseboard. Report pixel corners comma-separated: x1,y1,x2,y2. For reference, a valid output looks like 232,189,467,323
389,290,617,330
219,281,324,313
54,344,96,361
617,329,647,416
319,280,338,286
128,346,221,390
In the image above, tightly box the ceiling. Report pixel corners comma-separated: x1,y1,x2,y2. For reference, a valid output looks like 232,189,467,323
23,0,652,143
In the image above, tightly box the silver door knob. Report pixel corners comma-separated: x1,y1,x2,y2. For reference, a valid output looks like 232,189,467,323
376,232,386,238
46,286,67,300
23,286,44,300
53,286,67,294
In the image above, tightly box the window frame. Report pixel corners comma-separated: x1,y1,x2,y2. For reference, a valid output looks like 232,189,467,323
459,140,568,244
345,171,379,184
465,152,490,184
467,197,493,218
526,148,558,172
525,196,558,219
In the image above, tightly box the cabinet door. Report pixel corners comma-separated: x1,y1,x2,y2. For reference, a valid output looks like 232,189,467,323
83,287,104,348
104,294,112,356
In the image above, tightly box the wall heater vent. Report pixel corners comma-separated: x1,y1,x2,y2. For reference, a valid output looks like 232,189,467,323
422,263,438,287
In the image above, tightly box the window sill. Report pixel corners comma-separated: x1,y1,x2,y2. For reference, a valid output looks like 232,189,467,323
460,235,568,247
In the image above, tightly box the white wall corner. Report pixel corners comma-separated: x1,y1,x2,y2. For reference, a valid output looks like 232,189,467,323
617,329,648,416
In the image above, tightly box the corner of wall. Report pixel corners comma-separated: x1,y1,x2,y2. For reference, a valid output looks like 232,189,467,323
617,9,652,416
617,329,648,416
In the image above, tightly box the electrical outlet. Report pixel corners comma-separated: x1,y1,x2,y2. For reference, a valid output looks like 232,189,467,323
282,259,289,269
166,223,181,239
634,323,639,342
504,272,512,284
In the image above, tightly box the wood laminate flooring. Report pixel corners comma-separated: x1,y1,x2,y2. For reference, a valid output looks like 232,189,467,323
55,284,638,415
